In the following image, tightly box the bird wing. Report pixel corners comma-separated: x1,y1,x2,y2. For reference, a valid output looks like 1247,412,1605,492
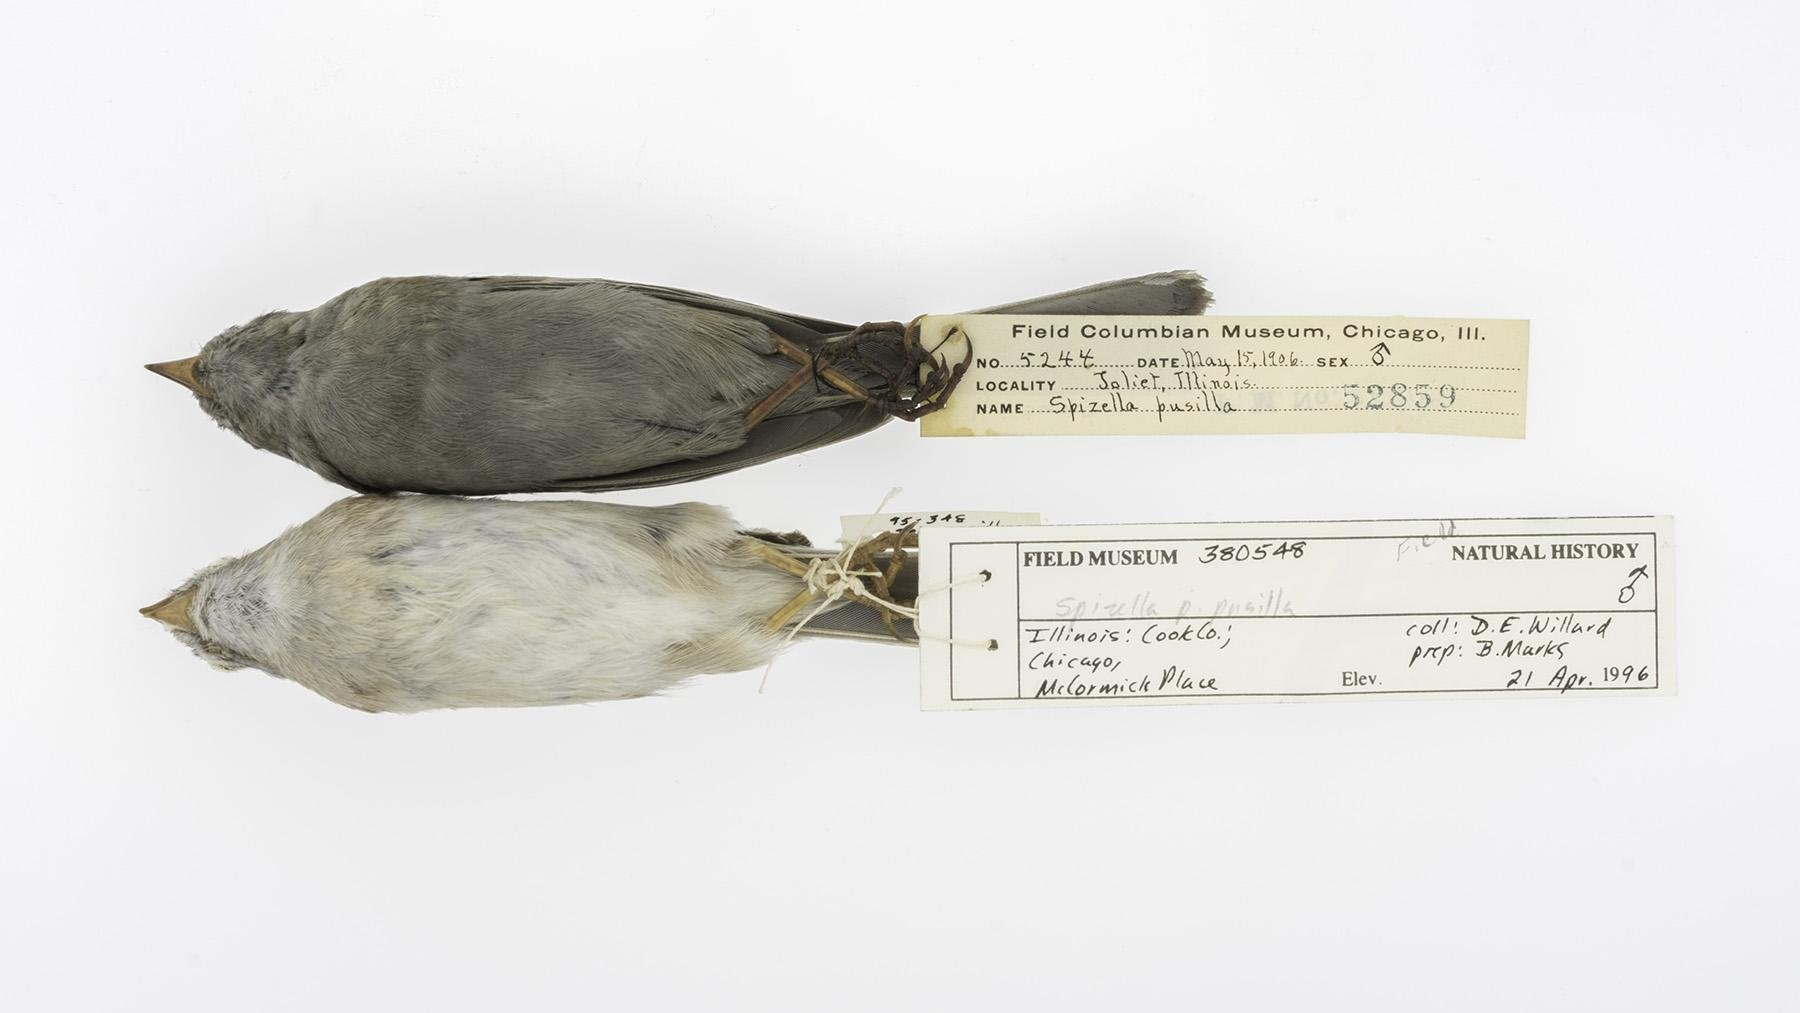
458,276,888,490
545,402,889,491
468,276,853,344
488,272,1212,491
468,270,1212,338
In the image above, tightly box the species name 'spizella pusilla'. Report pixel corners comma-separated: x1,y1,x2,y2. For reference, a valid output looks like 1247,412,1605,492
146,273,1210,493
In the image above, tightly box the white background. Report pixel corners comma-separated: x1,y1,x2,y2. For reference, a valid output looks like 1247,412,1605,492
3,2,1795,1009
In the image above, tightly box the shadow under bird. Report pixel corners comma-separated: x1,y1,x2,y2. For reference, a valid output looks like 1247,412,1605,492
141,495,921,713
145,272,1210,492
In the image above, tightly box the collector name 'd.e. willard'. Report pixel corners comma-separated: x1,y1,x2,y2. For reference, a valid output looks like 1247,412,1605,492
916,516,1670,711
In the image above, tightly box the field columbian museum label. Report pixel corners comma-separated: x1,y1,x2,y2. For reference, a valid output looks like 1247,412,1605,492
916,315,1529,438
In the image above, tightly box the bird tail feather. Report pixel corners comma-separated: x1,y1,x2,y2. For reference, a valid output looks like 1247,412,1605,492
977,270,1212,316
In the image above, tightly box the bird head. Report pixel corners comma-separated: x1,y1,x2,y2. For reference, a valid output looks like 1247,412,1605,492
146,310,307,456
140,554,282,675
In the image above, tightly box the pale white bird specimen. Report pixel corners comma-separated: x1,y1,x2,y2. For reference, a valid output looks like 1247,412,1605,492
140,495,915,712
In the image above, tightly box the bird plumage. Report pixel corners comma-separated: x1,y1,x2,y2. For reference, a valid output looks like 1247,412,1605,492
150,495,831,712
163,272,1211,492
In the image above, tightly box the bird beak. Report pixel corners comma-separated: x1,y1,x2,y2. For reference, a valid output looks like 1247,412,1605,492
144,356,209,396
140,588,198,634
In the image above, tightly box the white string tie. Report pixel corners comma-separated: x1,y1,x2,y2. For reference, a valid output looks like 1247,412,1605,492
757,490,1000,693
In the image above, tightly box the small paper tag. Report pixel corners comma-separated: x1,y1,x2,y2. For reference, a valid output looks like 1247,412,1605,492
918,315,1528,438
917,516,1672,709
839,510,1041,544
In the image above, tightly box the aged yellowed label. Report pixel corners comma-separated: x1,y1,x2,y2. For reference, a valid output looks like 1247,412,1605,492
917,516,1672,710
918,315,1528,438
838,510,1040,544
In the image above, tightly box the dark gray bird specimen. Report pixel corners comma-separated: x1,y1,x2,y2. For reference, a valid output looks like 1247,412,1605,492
146,273,1210,493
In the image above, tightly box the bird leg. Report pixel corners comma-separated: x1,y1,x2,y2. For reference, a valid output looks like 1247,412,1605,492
746,527,920,638
741,319,974,431
741,361,819,430
744,540,823,630
743,334,879,431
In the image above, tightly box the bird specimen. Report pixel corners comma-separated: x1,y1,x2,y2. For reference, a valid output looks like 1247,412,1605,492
145,272,1209,492
140,494,922,713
